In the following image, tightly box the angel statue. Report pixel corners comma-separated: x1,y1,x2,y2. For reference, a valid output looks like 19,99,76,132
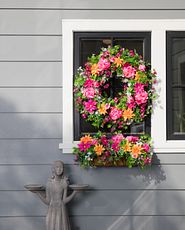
25,160,88,230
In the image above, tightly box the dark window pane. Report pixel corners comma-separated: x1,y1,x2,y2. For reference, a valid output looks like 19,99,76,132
74,32,151,140
172,88,185,134
114,39,143,56
167,32,185,139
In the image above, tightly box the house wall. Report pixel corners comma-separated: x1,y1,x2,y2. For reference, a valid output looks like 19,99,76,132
1,1,185,229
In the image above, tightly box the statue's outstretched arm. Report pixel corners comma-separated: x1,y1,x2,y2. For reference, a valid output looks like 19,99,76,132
63,189,77,204
36,190,49,205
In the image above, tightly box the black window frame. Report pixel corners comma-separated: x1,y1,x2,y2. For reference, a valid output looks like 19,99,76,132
167,31,185,140
73,32,151,141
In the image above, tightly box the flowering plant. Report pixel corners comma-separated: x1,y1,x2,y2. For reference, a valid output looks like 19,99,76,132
74,45,157,131
73,132,153,168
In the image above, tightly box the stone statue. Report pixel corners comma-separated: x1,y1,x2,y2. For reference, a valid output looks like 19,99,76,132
25,160,88,230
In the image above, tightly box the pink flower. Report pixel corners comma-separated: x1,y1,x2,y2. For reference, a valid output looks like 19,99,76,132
142,143,150,152
110,57,115,62
134,91,148,105
84,100,97,113
98,58,110,71
139,64,146,72
111,143,120,152
112,134,124,144
134,83,145,93
84,78,95,88
78,142,91,152
93,81,100,87
109,107,122,120
83,87,96,99
126,136,139,143
129,50,135,56
127,96,136,109
101,136,109,146
123,64,136,79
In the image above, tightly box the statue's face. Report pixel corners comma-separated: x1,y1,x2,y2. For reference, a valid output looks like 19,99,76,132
54,162,64,176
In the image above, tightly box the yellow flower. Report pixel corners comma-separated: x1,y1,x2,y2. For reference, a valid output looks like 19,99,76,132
114,57,123,67
80,135,93,144
123,141,131,152
122,108,135,121
131,144,142,158
135,72,140,81
91,64,100,75
94,144,105,156
98,104,107,115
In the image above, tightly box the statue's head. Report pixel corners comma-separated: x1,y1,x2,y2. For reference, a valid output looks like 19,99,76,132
52,160,64,177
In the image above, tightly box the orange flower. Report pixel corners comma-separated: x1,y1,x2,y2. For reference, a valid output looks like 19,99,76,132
91,64,100,75
131,144,142,158
80,135,93,144
98,104,107,115
123,141,131,152
135,72,140,81
122,108,135,121
94,144,105,156
114,57,123,67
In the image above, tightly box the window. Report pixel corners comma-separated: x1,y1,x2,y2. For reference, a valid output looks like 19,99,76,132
60,19,185,153
167,31,185,140
74,32,151,140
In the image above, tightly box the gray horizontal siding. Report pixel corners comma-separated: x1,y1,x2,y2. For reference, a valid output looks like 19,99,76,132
1,216,185,230
0,0,185,9
0,36,62,60
0,139,62,164
0,88,62,112
1,11,185,36
0,114,62,138
2,190,185,216
1,164,185,190
0,62,62,86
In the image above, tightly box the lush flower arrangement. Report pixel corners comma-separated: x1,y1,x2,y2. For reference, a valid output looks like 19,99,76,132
74,45,157,131
73,132,153,168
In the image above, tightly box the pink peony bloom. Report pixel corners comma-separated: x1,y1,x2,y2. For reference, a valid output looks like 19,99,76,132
112,134,124,144
139,64,146,72
83,87,96,99
109,107,122,120
127,96,136,109
98,58,110,71
134,91,148,105
126,136,139,143
84,100,97,113
84,78,95,88
134,83,145,93
123,64,136,79
142,143,150,152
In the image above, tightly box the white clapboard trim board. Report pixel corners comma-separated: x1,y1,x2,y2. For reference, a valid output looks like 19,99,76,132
60,19,185,153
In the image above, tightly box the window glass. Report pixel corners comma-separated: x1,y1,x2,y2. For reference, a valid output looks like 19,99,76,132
167,32,185,139
74,32,151,140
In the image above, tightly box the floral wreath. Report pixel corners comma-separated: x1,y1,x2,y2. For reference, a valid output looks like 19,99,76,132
74,46,157,131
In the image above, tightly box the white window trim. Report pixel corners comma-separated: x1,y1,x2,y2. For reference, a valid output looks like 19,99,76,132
59,19,185,153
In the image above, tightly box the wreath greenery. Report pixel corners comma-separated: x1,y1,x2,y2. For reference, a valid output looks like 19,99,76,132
74,45,157,131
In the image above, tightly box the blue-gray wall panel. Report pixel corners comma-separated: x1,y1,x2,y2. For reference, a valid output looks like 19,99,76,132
1,190,185,216
0,0,185,9
0,62,62,86
0,114,62,138
1,164,185,190
1,216,185,230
